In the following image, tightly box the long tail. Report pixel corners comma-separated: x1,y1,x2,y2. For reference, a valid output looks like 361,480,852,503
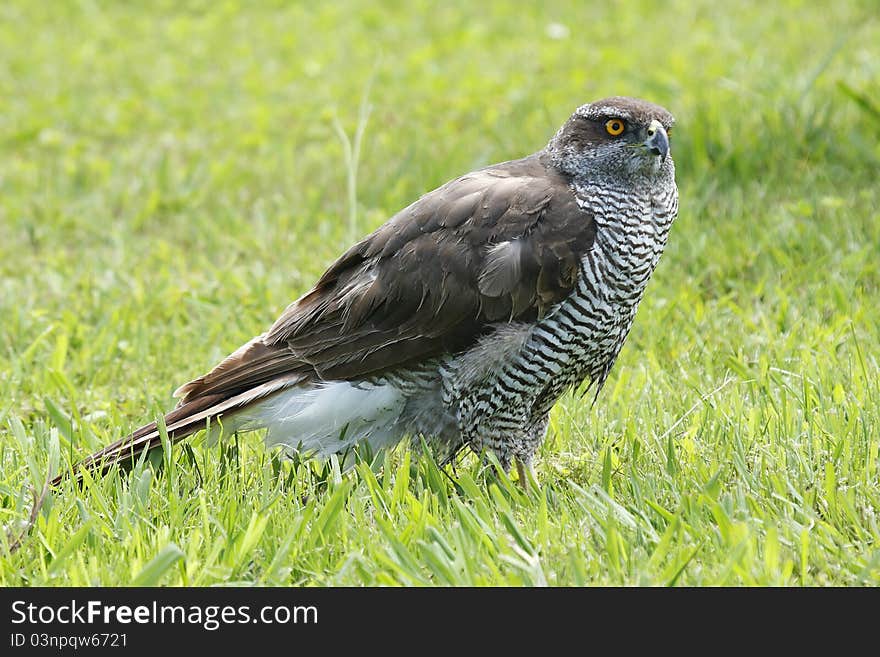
50,377,301,487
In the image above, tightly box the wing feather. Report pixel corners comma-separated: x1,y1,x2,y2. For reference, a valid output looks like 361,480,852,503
57,152,597,482
177,152,596,401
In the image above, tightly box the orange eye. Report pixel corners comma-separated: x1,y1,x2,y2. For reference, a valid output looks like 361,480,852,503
605,119,625,136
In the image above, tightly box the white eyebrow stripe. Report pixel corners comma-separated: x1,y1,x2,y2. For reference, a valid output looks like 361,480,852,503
579,108,635,123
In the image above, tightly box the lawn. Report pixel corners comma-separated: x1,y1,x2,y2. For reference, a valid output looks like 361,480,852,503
1,0,878,586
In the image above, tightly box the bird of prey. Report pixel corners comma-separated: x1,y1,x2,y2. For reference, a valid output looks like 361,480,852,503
56,96,677,486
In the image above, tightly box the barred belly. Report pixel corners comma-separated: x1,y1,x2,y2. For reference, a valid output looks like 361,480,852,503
449,181,676,466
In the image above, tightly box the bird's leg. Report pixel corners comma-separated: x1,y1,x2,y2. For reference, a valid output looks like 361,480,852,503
514,414,547,490
515,456,538,491
515,458,529,488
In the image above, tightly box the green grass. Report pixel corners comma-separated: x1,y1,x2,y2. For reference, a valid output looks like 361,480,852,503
1,0,879,586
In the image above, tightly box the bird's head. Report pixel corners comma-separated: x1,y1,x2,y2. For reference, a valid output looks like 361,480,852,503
548,96,675,184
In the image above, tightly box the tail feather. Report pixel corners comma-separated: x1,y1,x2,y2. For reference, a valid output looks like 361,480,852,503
51,375,303,487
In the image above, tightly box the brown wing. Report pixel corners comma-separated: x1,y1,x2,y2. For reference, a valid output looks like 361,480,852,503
175,152,595,402
53,152,596,486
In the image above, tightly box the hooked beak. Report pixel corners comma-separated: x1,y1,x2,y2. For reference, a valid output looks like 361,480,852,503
645,119,669,162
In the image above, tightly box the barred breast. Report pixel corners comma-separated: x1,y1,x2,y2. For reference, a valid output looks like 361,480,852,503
448,177,678,466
